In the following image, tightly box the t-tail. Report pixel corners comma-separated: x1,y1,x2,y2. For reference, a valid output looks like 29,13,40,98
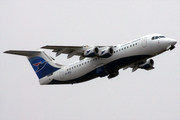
4,50,64,84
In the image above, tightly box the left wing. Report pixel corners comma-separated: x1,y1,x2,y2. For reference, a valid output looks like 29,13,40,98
41,45,84,58
41,45,113,60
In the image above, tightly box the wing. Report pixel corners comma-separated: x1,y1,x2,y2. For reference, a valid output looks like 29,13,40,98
41,45,111,59
41,45,84,58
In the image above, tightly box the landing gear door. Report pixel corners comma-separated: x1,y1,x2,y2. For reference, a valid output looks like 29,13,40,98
142,37,147,48
95,64,108,77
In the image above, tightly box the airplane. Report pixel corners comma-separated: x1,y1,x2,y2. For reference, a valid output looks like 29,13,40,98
4,34,177,85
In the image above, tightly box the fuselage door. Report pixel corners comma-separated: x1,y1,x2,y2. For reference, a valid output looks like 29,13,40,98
142,37,147,48
59,69,64,80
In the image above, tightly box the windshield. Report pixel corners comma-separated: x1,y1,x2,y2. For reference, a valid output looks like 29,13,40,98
152,36,160,40
159,36,165,38
152,36,166,40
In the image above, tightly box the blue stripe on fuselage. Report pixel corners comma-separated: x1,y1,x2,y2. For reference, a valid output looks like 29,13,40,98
48,55,152,84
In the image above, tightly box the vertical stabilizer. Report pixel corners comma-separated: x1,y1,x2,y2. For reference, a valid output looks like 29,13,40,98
4,50,62,79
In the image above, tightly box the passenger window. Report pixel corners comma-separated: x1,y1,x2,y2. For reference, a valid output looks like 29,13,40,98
152,37,154,40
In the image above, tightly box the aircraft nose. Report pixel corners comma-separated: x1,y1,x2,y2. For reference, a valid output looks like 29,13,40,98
169,39,177,45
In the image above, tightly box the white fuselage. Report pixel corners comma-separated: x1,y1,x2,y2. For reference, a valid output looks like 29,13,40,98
39,34,177,85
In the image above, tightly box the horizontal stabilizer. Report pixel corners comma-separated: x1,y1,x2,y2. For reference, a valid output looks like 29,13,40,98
4,50,41,56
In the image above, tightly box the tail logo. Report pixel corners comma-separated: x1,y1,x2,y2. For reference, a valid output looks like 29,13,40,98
33,61,47,72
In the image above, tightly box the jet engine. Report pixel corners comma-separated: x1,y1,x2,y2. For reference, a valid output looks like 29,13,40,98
98,47,113,58
83,47,99,57
139,59,154,70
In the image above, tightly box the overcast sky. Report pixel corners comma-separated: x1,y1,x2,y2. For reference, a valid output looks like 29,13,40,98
0,0,180,120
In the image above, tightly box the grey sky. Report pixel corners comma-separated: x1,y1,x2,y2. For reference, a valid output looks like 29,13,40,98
0,0,180,120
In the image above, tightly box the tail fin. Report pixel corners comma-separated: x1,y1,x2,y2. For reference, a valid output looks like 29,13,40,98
4,50,63,79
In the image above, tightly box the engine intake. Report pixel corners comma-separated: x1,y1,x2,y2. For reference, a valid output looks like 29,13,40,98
98,47,113,58
139,59,154,70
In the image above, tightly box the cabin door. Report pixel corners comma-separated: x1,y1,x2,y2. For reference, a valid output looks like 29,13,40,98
60,69,64,80
142,37,147,48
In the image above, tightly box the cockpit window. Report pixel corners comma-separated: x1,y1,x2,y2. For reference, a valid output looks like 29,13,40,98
152,36,165,40
152,36,159,40
155,36,159,39
159,36,165,38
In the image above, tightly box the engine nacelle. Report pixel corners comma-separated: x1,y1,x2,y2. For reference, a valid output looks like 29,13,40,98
139,59,154,70
83,47,99,57
98,47,113,58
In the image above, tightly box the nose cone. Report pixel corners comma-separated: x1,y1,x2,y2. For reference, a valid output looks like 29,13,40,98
169,39,177,45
